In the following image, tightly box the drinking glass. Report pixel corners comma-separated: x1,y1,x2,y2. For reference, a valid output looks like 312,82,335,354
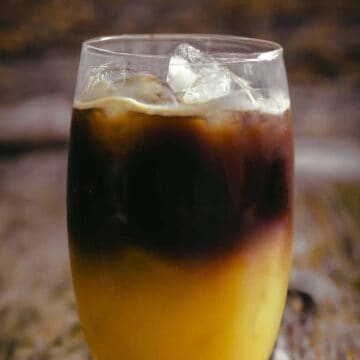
67,34,293,360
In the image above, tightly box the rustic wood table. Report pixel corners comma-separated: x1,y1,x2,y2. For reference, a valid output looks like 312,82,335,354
0,91,359,359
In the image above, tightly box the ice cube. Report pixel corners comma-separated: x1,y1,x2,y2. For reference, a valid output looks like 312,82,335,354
167,43,257,106
80,63,127,101
181,63,232,104
80,63,177,105
166,56,198,94
120,73,177,105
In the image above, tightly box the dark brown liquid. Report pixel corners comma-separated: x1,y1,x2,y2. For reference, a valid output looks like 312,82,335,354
67,107,292,260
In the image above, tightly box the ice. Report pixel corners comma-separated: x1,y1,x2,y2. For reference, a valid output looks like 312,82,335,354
77,46,281,113
79,63,177,105
167,43,257,105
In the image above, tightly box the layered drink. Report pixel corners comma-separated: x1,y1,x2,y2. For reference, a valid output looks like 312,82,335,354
67,39,293,360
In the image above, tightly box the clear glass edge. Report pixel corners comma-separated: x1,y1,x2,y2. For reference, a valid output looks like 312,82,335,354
82,34,284,63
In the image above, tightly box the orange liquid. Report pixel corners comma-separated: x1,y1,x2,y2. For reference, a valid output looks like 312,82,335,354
70,221,291,360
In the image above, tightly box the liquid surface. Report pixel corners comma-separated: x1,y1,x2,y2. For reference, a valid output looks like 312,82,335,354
67,98,293,360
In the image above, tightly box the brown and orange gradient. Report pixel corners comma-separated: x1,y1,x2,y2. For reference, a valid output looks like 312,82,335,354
67,101,293,360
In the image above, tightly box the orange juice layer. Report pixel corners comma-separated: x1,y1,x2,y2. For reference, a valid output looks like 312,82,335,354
70,220,291,360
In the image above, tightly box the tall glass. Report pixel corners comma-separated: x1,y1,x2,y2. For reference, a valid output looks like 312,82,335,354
67,34,293,360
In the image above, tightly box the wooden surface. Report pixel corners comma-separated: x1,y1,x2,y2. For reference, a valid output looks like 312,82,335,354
0,96,359,359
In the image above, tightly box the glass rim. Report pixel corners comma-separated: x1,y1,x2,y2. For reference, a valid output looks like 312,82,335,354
83,34,283,63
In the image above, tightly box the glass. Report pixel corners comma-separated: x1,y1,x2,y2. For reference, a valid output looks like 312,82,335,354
67,34,293,360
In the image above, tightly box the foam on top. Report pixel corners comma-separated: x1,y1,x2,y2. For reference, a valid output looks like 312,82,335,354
75,94,289,117
74,81,290,118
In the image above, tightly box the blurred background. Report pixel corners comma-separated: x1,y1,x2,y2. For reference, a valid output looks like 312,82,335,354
0,1,359,359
